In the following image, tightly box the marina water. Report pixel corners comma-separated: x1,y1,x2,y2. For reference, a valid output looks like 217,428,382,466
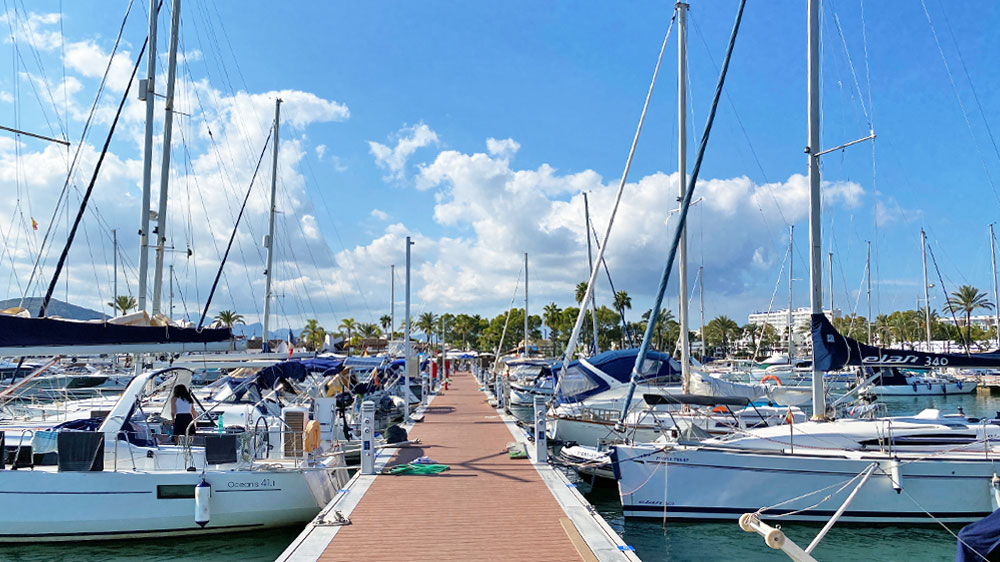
5,392,994,561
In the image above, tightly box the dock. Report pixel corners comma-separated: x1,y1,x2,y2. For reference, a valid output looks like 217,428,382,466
280,370,638,562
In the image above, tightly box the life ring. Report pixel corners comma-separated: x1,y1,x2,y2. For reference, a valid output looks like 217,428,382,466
711,405,730,414
761,375,782,385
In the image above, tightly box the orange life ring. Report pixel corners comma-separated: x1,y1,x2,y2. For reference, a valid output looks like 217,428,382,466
761,375,782,385
711,405,730,413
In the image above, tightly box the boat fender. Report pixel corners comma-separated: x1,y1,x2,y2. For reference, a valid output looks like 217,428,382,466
942,384,947,395
927,383,933,391
195,478,211,528
992,474,1000,510
912,382,918,392
889,459,902,494
957,381,963,390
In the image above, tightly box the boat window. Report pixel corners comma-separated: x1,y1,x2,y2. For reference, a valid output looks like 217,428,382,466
157,484,196,499
558,363,601,400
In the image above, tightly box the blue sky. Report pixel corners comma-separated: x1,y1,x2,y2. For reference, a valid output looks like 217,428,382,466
2,1,1000,335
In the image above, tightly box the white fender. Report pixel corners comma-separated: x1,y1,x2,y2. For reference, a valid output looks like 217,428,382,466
889,459,902,494
195,478,211,527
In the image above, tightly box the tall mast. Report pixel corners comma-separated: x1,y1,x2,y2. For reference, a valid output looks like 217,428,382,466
583,192,600,354
807,0,824,419
698,265,705,363
112,228,118,306
262,99,281,350
677,1,691,391
524,252,529,357
404,236,413,422
168,264,174,321
137,0,158,312
151,0,181,316
390,264,395,340
866,241,872,344
788,225,795,360
921,228,931,349
992,224,1000,349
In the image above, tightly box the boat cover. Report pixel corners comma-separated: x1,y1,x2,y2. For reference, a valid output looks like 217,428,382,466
956,508,1000,562
0,314,231,348
812,313,1000,371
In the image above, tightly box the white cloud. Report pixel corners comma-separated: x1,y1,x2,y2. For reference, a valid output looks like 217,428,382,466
486,137,520,160
370,209,389,221
0,90,12,103
875,192,922,226
315,144,326,160
368,122,438,182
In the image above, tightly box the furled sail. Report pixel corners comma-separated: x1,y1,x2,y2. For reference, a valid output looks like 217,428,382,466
811,313,1000,370
0,314,232,354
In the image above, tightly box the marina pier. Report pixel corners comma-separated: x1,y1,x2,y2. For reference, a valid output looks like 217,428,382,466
280,370,637,562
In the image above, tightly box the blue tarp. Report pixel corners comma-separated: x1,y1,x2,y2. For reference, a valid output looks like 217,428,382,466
956,509,1000,561
0,314,231,347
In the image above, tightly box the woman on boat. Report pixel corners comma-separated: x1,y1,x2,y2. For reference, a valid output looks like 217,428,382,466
171,384,197,442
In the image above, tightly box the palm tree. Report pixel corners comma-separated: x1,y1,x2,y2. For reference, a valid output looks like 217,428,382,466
417,312,437,345
613,290,632,312
707,315,740,356
543,302,561,342
379,314,393,337
214,310,245,328
946,285,995,351
575,282,589,305
107,295,137,316
338,318,357,353
358,323,381,339
299,319,326,351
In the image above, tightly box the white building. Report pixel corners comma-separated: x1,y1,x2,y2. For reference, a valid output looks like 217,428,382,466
746,307,841,350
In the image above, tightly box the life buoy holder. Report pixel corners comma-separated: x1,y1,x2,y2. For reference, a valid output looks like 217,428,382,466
761,375,782,385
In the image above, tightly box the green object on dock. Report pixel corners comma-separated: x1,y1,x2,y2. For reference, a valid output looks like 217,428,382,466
507,442,529,459
386,463,450,475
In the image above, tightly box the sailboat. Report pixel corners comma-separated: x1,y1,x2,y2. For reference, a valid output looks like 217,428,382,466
613,0,1000,525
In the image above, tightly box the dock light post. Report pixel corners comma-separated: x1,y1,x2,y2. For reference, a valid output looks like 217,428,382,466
360,400,375,475
533,395,548,463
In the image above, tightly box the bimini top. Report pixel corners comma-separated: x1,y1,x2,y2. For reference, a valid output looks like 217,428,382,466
556,348,680,404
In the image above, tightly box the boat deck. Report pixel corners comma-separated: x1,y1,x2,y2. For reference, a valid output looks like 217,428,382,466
280,370,637,562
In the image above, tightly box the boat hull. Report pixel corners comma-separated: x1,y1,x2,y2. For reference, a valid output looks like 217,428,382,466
614,444,996,523
0,466,340,541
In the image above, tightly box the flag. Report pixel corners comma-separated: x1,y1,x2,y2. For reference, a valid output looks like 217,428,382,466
31,218,38,230
784,407,795,425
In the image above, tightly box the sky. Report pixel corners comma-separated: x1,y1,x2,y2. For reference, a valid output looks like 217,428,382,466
2,0,1000,337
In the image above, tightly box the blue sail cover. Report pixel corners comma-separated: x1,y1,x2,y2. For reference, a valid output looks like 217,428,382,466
556,348,681,404
812,313,1000,371
0,314,231,347
956,508,1000,562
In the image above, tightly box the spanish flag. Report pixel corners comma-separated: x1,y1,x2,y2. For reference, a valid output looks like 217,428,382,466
31,218,38,230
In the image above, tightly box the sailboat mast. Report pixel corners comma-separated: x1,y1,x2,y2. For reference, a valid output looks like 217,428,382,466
866,241,872,344
137,0,158,312
921,228,931,349
807,0,825,420
788,225,795,360
677,1,691,392
582,192,600,354
699,265,705,362
524,252,529,357
262,99,281,350
152,0,181,316
992,224,999,349
390,264,395,340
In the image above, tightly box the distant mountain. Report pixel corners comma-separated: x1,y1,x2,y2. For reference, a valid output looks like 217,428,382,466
0,297,105,320
231,322,302,340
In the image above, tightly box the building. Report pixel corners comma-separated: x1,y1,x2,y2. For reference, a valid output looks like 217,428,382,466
746,307,841,351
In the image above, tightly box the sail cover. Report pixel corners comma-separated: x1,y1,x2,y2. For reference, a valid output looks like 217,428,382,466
0,314,231,348
811,313,1000,371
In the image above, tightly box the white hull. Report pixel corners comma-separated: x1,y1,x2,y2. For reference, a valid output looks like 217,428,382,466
868,382,976,396
0,464,340,541
614,444,996,523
